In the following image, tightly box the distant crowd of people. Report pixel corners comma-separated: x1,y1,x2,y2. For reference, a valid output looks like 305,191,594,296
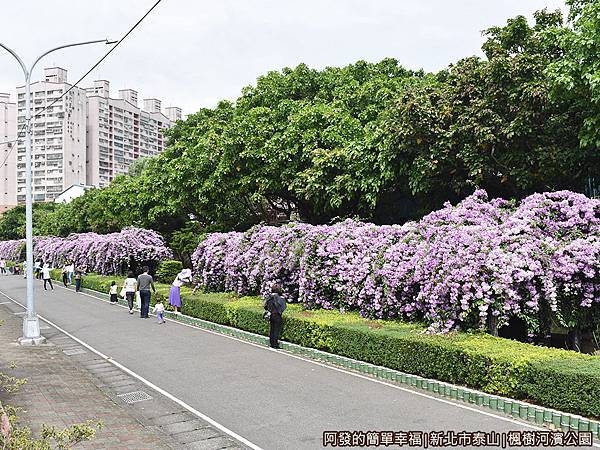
0,258,287,347
0,258,86,291
0,258,18,275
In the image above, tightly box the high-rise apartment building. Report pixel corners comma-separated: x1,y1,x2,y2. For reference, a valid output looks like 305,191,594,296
165,106,182,122
1,68,181,203
15,68,87,203
0,93,16,211
86,81,176,188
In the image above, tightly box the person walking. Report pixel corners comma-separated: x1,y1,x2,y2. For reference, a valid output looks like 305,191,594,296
264,283,286,349
0,259,6,275
137,266,156,319
66,261,74,285
122,271,137,314
153,299,165,324
41,263,54,291
34,260,42,279
109,281,118,304
61,264,69,287
168,268,192,314
74,268,85,292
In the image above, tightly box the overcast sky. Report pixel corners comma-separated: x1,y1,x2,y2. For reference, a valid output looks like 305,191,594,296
0,0,566,116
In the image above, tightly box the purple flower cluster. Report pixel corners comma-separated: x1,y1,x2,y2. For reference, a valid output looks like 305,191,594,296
193,224,309,298
192,190,600,333
0,239,25,261
33,227,172,275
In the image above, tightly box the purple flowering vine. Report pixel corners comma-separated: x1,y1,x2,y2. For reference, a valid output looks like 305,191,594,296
191,190,600,334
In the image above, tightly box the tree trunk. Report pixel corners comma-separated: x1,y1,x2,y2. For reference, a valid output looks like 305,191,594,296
567,328,582,352
488,314,498,337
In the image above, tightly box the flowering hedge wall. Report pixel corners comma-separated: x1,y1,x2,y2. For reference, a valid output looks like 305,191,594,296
192,190,600,334
32,227,173,275
0,239,24,261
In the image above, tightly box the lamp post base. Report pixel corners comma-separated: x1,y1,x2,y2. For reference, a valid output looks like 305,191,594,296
19,317,46,345
18,336,46,346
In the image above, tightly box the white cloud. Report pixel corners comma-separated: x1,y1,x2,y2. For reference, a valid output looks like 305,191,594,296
0,0,567,115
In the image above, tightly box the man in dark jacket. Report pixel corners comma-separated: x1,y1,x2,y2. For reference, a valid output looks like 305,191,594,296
137,266,156,319
264,284,286,349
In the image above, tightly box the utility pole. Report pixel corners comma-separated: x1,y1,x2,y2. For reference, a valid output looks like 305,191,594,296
0,39,113,344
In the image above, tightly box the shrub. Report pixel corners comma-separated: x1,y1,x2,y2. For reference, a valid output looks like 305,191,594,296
155,260,183,284
524,359,600,417
0,240,24,261
191,190,600,337
34,227,172,275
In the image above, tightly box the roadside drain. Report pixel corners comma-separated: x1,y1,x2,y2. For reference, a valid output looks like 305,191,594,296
118,390,153,404
62,348,87,356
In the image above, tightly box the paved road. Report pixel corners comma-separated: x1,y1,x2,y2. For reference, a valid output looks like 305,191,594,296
0,304,182,449
0,276,567,450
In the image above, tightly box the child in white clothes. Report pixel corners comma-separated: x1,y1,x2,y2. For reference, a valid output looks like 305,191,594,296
153,300,165,324
109,281,118,303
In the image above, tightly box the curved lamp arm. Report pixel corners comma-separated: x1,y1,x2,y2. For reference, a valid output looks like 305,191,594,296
0,39,115,82
30,39,113,76
0,42,29,79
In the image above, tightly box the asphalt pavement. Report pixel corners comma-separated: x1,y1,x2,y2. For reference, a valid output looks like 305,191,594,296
0,275,583,450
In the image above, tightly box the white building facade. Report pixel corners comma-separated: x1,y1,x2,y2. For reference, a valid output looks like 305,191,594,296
0,93,16,209
1,67,181,203
15,67,87,203
86,82,176,188
54,183,92,204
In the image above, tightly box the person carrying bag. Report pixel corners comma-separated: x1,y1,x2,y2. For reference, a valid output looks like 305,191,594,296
263,283,286,349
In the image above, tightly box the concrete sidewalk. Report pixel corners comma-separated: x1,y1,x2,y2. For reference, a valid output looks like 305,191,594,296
0,303,240,449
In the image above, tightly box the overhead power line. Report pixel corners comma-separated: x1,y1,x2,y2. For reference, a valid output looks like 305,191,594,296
0,0,163,169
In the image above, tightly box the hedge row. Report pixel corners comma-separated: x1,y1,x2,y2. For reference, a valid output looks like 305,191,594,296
181,294,600,418
53,271,600,418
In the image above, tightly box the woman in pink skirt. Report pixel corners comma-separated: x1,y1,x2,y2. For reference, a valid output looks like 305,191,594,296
168,269,192,314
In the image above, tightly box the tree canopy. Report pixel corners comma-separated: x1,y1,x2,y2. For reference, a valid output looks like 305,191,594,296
1,2,598,242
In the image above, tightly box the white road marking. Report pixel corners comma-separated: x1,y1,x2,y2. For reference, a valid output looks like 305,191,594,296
3,283,598,448
0,290,263,450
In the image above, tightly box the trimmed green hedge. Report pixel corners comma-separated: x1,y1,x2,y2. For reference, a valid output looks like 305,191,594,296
155,260,183,284
52,270,600,418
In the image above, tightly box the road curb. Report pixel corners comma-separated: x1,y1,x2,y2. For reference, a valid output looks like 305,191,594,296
73,284,600,439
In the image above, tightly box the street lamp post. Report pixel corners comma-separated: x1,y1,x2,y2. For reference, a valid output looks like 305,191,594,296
0,39,113,345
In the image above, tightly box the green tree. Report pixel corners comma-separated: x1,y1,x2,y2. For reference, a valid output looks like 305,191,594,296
0,203,57,240
547,0,600,148
17,7,600,241
175,59,417,225
386,9,596,209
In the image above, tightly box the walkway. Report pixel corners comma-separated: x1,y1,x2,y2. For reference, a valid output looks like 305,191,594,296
0,302,179,449
0,276,584,450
